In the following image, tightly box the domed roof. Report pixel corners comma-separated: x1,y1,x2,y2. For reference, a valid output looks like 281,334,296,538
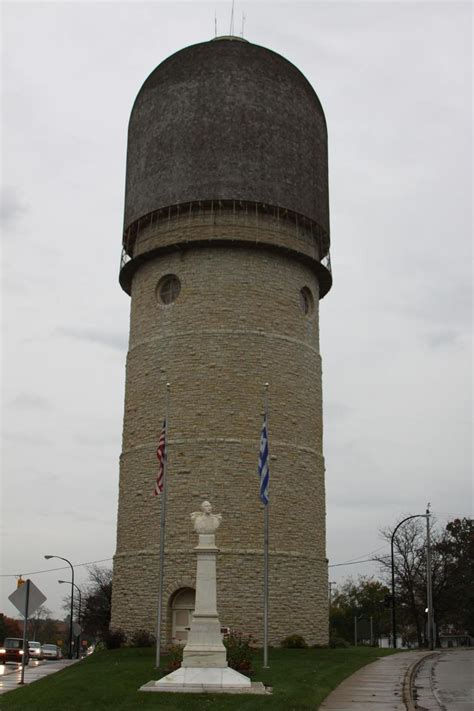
123,37,329,237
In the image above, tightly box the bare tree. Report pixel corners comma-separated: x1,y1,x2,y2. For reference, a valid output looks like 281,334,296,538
79,566,112,641
60,565,112,641
375,517,471,647
27,604,52,641
376,518,431,646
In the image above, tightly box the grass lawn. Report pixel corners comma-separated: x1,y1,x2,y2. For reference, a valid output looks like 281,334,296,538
1,646,401,710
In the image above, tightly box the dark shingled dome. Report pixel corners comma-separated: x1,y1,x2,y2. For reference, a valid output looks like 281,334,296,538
124,37,329,238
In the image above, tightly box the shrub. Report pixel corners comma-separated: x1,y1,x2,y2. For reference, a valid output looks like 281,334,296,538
163,643,183,673
104,628,126,649
281,634,308,648
130,629,155,647
329,635,351,648
224,631,254,676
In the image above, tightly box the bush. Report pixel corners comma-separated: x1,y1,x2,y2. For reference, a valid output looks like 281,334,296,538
163,643,183,673
104,628,126,649
281,634,308,648
224,631,254,676
329,635,351,648
130,629,155,647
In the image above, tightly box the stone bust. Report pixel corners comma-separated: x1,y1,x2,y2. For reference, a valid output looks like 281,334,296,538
191,500,222,534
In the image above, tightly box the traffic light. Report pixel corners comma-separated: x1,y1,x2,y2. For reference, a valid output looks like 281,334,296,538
17,577,26,588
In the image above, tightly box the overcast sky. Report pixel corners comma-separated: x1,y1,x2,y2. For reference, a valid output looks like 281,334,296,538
1,0,472,621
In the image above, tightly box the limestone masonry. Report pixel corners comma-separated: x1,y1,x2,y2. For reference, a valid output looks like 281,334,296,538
111,36,332,647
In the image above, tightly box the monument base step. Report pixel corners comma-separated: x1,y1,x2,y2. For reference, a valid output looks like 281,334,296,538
139,666,268,695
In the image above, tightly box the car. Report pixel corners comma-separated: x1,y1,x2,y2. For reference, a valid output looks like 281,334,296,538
0,638,29,665
28,641,42,659
40,644,62,660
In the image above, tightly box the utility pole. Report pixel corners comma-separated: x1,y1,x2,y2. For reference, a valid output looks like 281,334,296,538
426,504,434,650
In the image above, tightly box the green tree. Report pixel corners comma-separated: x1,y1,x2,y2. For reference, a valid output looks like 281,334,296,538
330,577,391,645
435,518,474,635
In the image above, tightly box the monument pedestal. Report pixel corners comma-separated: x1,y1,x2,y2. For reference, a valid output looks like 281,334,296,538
139,502,267,695
181,533,227,668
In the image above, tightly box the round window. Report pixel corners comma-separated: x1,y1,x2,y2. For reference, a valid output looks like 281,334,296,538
157,274,181,305
299,287,314,315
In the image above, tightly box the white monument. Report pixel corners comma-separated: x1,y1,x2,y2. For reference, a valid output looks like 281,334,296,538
140,501,266,694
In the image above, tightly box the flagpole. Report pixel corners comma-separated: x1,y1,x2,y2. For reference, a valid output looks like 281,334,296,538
263,382,270,669
155,382,170,669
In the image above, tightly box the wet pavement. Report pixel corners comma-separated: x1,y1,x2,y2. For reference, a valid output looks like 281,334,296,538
319,651,431,710
414,649,474,710
0,658,81,694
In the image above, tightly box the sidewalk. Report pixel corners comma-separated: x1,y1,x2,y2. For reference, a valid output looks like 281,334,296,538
0,658,81,695
319,650,435,711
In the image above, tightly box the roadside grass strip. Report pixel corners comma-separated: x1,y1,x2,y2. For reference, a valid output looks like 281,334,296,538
1,646,401,710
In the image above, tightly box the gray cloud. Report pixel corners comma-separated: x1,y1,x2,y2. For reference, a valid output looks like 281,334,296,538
426,329,463,350
9,392,53,410
324,400,356,418
74,432,119,447
0,185,28,228
2,431,52,446
65,511,115,526
56,326,127,352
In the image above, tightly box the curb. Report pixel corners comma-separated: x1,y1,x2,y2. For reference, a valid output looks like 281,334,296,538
403,651,439,710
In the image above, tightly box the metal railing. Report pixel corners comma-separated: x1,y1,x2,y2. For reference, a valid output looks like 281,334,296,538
119,199,332,286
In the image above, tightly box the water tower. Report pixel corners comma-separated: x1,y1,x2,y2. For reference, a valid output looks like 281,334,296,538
111,36,332,646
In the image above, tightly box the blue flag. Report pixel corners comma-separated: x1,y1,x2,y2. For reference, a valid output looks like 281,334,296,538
258,415,269,505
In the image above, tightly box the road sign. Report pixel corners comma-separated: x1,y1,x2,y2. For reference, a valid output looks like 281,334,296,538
8,579,46,617
72,622,82,636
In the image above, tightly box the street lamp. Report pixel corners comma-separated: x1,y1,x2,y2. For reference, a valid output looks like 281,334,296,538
45,555,74,659
390,507,433,650
58,580,82,659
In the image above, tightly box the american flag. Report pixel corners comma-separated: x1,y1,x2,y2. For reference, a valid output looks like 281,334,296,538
258,415,269,505
153,419,166,495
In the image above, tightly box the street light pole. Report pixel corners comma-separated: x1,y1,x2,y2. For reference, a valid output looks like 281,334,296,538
390,513,430,649
59,580,82,659
45,555,74,659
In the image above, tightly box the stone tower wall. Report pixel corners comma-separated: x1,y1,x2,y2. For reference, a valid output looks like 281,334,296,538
111,212,329,646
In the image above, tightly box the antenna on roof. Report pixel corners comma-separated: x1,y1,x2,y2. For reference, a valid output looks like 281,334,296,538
229,0,235,36
214,10,217,38
241,11,245,38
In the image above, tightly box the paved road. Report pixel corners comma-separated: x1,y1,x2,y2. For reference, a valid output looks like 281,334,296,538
0,658,80,695
319,651,430,710
414,649,474,710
